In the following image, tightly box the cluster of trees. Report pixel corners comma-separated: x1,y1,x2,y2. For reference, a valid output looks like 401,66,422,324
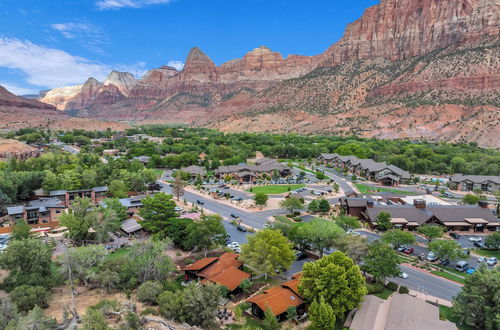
104,125,500,175
139,193,227,253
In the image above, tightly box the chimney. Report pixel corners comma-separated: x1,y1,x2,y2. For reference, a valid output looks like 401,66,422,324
414,199,427,209
478,201,489,208
367,200,374,208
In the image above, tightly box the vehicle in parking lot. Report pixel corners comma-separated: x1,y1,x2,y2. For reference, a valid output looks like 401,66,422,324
403,247,414,254
441,259,450,266
444,192,453,198
449,232,460,239
456,261,469,272
174,206,183,212
486,257,497,266
427,252,438,262
236,225,247,232
397,245,407,252
473,241,484,248
478,256,487,263
465,267,476,275
469,237,482,242
295,250,307,260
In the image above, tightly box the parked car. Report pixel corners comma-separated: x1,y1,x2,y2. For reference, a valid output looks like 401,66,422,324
174,206,183,212
469,237,482,242
295,250,307,260
465,267,477,275
449,232,460,239
473,241,484,248
427,252,438,262
478,256,487,263
236,225,247,232
444,192,453,198
486,257,497,266
227,241,239,248
456,261,469,272
403,247,414,254
263,223,272,229
397,245,407,252
441,259,450,266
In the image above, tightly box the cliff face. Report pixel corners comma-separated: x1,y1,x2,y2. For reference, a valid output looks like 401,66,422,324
321,0,499,65
37,0,500,147
0,85,56,110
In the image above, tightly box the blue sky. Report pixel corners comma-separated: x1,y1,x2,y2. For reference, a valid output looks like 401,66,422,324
0,0,379,95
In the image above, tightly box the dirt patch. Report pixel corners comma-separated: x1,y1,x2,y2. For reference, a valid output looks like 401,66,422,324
0,138,36,154
45,286,129,322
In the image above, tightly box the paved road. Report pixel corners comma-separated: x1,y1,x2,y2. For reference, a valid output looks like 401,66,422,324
390,265,462,301
316,166,354,193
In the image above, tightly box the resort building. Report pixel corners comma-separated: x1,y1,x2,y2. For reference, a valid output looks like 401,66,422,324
50,186,108,207
215,158,291,183
449,174,500,194
6,197,66,232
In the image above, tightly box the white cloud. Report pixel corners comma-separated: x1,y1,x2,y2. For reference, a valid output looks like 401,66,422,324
0,37,147,89
167,60,184,71
0,83,38,96
96,0,173,9
51,22,109,54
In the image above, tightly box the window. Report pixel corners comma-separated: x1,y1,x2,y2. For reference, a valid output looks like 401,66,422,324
27,211,38,219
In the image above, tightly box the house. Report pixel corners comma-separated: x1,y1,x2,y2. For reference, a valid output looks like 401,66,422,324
103,149,120,156
6,197,66,231
132,155,151,164
349,294,456,330
317,154,410,186
120,218,143,236
198,152,207,160
247,273,306,321
118,195,145,216
181,165,207,179
50,186,108,207
182,253,250,292
449,175,500,194
341,196,500,232
214,159,291,183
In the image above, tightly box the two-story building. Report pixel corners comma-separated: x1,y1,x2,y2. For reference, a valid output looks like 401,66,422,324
50,186,108,207
449,175,500,194
214,159,290,183
6,198,66,231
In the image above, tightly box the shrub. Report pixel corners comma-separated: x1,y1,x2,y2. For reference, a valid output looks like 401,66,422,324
386,282,398,291
238,302,251,312
366,283,384,294
9,285,48,312
137,281,163,304
398,286,409,294
164,279,181,292
239,279,252,293
141,307,159,316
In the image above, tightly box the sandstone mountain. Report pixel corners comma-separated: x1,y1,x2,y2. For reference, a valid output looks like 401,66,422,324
0,85,129,131
39,0,500,147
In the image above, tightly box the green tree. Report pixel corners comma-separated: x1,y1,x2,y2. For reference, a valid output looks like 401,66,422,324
428,240,465,262
239,278,252,294
376,211,393,231
334,215,361,231
484,232,500,249
0,239,52,290
417,225,444,242
309,296,336,330
297,218,344,257
299,252,367,320
164,217,193,247
81,308,110,330
10,220,33,241
308,199,319,212
317,199,330,212
279,197,303,215
42,170,60,191
108,179,128,198
453,266,499,330
102,198,128,221
335,235,369,264
139,193,178,237
382,229,416,248
286,306,297,320
172,172,185,201
262,307,279,330
364,241,400,282
333,182,340,193
62,245,107,287
254,192,269,206
5,306,57,330
9,285,48,312
158,283,221,328
184,215,227,255
462,194,480,205
126,239,175,283
240,229,295,279
59,196,97,242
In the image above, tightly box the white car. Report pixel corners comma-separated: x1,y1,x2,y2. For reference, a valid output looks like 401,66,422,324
486,257,497,266
426,252,438,262
227,241,239,247
399,272,408,279
478,257,487,263
468,237,482,242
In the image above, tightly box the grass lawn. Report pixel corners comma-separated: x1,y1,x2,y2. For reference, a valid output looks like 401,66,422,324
473,249,500,259
227,316,263,329
105,246,131,261
431,271,466,284
373,288,394,300
151,168,164,178
439,305,478,330
434,264,467,278
354,183,418,195
248,184,305,194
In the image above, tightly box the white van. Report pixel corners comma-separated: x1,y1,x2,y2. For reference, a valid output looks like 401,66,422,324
455,261,469,272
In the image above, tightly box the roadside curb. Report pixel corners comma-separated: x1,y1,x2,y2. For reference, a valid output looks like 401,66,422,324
402,263,464,286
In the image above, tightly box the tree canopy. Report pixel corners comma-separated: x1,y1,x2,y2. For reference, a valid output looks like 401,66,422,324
363,241,401,282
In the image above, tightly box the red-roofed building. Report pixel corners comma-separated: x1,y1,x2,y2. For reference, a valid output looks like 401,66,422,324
247,273,306,321
182,253,251,292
